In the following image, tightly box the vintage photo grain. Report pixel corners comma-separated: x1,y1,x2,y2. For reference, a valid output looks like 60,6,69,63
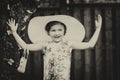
0,0,120,80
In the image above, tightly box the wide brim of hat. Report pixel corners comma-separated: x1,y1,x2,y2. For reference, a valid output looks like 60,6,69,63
28,15,85,43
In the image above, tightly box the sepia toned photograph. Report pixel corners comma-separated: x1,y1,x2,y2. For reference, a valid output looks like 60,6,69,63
0,0,120,80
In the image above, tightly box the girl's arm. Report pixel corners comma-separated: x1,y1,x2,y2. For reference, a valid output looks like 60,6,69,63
7,19,44,51
71,15,102,50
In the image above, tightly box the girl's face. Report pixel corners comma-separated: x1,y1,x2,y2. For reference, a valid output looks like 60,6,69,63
49,24,65,43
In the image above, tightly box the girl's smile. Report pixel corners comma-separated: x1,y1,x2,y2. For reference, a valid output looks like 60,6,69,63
49,24,65,43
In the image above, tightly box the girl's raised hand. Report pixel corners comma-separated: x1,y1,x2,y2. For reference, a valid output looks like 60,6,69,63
95,14,102,29
7,18,18,32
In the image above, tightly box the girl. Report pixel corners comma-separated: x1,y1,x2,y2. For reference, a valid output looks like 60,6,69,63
7,15,102,80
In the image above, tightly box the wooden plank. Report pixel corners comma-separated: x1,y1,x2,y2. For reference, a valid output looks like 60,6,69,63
83,8,94,80
90,8,96,80
95,32,104,80
72,7,85,80
95,8,106,80
114,7,120,80
105,7,113,80
72,50,85,80
32,51,43,80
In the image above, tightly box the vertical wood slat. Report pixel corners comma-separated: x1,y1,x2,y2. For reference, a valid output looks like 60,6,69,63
105,8,113,80
72,7,85,80
95,27,104,80
32,51,43,80
115,7,120,80
95,9,105,80
111,7,116,80
83,8,93,80
72,50,84,80
90,9,96,80
100,8,107,80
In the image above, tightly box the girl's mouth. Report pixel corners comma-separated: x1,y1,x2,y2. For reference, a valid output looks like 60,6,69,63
54,35,61,38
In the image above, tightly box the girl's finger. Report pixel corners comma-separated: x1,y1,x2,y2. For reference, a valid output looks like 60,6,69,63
6,21,8,24
98,14,101,19
95,20,97,24
8,19,10,23
98,15,102,21
16,23,18,26
16,23,18,28
11,18,14,22
9,19,12,24
10,18,12,22
14,19,15,23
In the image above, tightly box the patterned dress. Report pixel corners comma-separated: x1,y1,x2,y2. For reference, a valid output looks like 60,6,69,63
43,41,72,80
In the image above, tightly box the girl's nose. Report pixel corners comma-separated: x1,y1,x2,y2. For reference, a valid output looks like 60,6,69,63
55,33,59,36
54,30,58,34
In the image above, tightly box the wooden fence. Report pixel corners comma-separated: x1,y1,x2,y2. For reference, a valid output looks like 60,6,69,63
29,2,120,80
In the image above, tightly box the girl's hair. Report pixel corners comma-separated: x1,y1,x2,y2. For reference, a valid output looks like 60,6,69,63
45,21,67,35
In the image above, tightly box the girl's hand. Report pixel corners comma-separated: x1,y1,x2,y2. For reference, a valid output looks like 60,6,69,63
95,14,102,29
7,18,18,32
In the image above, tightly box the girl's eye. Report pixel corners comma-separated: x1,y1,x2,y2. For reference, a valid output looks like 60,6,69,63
51,30,55,32
58,29,62,31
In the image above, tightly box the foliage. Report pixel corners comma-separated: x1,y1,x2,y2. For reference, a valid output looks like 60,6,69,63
0,1,34,80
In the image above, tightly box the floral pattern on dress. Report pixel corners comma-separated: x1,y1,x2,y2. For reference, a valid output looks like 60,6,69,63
43,41,72,80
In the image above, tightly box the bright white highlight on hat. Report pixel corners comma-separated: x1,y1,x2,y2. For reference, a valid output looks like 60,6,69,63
28,15,85,43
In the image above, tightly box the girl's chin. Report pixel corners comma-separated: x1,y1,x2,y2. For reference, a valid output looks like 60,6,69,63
53,40,61,43
52,39,62,43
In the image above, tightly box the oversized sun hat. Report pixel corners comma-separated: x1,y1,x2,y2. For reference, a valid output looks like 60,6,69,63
28,15,85,43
